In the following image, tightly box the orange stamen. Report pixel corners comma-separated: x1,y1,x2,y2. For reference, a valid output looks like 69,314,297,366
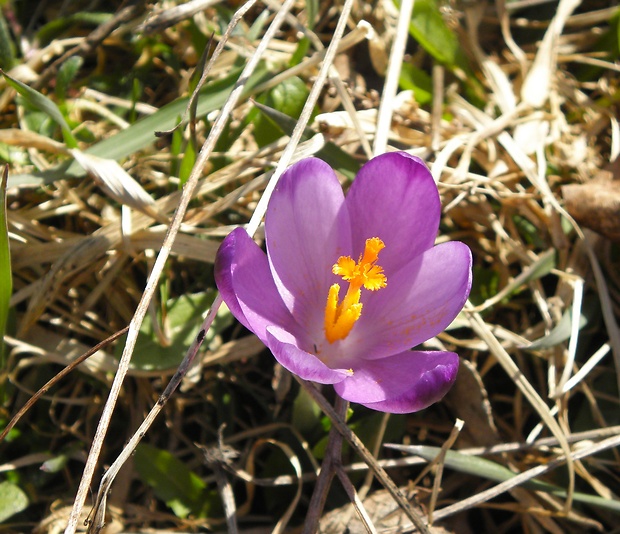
324,238,387,343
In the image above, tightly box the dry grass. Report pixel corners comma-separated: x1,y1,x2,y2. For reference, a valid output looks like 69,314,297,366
0,0,619,532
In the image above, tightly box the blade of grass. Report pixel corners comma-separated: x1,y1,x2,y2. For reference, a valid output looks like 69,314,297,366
9,64,271,185
432,433,620,521
389,444,620,514
0,12,16,70
252,101,360,179
84,65,261,159
0,166,11,399
471,249,556,312
1,69,78,148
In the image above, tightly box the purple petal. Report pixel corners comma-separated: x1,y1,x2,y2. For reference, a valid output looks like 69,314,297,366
343,241,472,360
265,158,351,338
345,152,441,274
334,350,459,413
266,327,350,385
214,228,302,344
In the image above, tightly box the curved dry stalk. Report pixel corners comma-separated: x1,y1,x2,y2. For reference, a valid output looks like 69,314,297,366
0,327,128,444
258,441,303,534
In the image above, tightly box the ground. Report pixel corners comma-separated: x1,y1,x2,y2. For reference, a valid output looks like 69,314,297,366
0,0,619,532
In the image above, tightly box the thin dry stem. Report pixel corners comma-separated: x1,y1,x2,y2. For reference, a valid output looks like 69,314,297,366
303,395,348,534
373,0,415,156
297,377,431,534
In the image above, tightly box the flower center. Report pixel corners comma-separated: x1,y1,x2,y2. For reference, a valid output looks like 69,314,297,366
324,237,387,344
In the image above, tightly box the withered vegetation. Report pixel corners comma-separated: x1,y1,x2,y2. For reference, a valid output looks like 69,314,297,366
0,0,619,532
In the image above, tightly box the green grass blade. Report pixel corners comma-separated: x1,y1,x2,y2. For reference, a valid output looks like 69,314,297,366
394,445,620,514
10,63,271,187
0,12,17,70
527,295,599,350
1,69,78,148
253,101,360,180
35,12,111,45
0,166,11,367
83,65,258,162
55,56,84,103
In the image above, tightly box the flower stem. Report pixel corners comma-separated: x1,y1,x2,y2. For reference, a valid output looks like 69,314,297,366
302,394,348,533
296,377,431,533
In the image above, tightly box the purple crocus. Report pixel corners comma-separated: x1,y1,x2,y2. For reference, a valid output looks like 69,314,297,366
215,152,472,413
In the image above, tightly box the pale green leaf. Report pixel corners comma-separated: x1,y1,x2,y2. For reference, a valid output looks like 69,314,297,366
408,0,459,66
116,291,232,371
0,481,28,522
134,443,207,518
527,296,599,350
179,138,197,186
253,101,360,180
56,56,84,103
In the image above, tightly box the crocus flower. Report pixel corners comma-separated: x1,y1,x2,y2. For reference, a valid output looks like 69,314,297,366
215,152,472,413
